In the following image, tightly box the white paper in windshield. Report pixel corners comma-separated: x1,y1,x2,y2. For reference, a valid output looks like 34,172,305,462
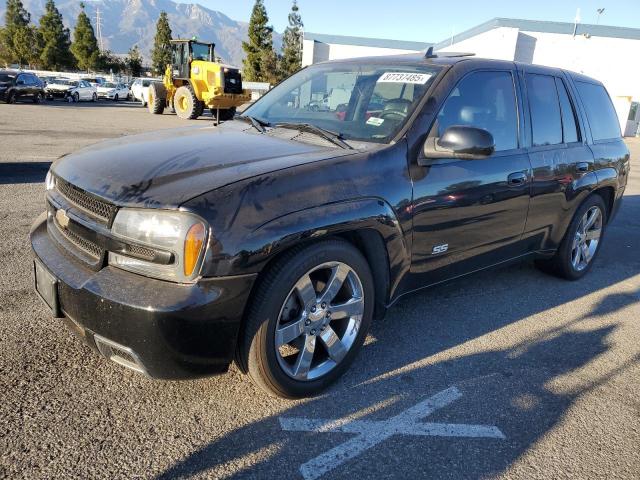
377,72,432,84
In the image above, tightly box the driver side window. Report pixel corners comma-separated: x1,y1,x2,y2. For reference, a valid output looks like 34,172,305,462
435,70,518,151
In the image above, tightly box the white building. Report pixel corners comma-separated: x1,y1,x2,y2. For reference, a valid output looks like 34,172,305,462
302,32,431,66
303,18,640,136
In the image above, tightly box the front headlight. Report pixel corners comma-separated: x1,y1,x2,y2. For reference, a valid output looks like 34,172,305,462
108,208,208,283
45,171,55,190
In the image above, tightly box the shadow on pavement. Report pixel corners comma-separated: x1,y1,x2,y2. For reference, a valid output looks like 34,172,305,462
157,195,640,479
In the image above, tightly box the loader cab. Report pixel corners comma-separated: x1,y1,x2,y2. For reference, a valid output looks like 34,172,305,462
171,40,215,80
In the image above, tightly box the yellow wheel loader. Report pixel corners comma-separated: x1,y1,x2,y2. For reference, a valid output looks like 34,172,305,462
148,39,251,121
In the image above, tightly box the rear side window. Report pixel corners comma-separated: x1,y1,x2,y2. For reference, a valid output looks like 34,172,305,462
526,74,562,147
575,81,620,141
436,70,518,151
555,78,579,143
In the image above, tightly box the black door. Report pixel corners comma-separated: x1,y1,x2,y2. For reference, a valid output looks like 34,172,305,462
518,65,595,252
15,74,29,99
410,67,531,285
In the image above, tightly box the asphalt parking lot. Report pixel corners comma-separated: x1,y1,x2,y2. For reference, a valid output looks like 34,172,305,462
1,101,639,479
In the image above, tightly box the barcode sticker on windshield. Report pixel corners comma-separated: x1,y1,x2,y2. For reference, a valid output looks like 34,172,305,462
377,72,432,84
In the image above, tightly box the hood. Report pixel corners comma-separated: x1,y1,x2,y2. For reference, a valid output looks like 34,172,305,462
52,123,358,209
47,83,72,90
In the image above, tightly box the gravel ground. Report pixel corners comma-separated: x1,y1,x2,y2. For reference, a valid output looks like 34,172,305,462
0,102,639,480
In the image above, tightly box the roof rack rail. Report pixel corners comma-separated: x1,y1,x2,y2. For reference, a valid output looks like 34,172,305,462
423,47,475,59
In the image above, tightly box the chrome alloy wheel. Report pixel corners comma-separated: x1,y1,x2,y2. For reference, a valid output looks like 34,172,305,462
571,205,603,271
275,261,364,381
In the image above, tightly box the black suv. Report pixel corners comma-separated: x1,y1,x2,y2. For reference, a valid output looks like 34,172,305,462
30,54,630,398
0,70,45,103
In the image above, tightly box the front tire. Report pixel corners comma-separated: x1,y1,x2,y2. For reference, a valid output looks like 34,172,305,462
72,92,79,103
173,85,200,119
91,92,97,102
536,194,607,280
239,239,374,398
113,94,119,102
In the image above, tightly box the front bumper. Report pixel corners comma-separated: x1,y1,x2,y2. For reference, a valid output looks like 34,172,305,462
46,90,70,99
30,212,257,379
97,92,116,99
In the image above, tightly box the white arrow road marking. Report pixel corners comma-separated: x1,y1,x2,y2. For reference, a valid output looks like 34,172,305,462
279,386,505,480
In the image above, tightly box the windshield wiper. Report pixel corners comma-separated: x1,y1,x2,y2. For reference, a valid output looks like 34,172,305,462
273,122,352,149
236,114,269,133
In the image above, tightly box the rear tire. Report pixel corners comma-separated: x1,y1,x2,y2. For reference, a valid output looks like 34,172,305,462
113,94,119,102
239,239,374,398
174,85,200,119
535,194,607,280
33,92,43,104
92,92,97,102
148,82,166,114
72,92,79,103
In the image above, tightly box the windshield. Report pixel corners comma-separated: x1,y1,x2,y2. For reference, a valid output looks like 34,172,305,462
103,82,117,88
191,43,210,61
0,73,15,82
244,62,441,143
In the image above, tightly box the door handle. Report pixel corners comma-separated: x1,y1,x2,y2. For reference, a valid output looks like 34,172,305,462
507,172,527,186
576,162,589,173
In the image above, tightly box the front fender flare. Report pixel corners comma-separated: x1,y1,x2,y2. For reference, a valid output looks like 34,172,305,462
223,198,410,301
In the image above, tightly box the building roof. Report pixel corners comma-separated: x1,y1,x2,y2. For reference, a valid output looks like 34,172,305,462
304,32,432,51
432,17,640,50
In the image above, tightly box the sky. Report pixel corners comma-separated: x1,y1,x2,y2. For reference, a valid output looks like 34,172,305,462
198,0,640,42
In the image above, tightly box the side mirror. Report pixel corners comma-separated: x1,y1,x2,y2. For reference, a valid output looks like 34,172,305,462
420,125,495,164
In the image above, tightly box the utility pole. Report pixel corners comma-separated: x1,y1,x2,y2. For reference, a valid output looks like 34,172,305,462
596,8,605,25
95,6,104,51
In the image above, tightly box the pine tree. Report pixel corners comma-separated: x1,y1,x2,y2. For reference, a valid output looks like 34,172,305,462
38,0,74,70
242,0,274,82
1,0,37,66
280,0,303,79
127,45,143,77
151,11,172,76
70,3,99,71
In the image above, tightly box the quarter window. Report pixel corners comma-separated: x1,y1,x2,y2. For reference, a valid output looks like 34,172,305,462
526,74,562,147
555,78,579,143
575,81,621,141
436,71,518,152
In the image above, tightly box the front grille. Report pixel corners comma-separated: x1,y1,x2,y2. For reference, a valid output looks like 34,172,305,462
55,178,116,223
223,69,243,94
53,219,102,259
128,243,155,260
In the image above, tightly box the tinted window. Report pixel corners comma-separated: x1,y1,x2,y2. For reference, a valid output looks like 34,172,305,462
437,70,518,151
555,78,579,143
526,74,562,146
575,81,621,141
0,73,15,82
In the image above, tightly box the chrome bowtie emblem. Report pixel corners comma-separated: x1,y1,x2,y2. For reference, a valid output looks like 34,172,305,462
56,209,70,228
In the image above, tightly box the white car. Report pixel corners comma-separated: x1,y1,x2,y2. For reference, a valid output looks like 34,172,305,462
97,82,130,101
130,78,153,105
45,79,97,102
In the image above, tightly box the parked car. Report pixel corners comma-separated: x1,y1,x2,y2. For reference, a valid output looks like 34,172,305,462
45,79,97,102
97,82,130,101
130,78,153,105
31,54,630,398
0,70,45,103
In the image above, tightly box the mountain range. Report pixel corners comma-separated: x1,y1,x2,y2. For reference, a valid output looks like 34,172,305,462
0,0,282,66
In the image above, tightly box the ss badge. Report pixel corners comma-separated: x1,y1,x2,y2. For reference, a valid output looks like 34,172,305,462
431,243,449,255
